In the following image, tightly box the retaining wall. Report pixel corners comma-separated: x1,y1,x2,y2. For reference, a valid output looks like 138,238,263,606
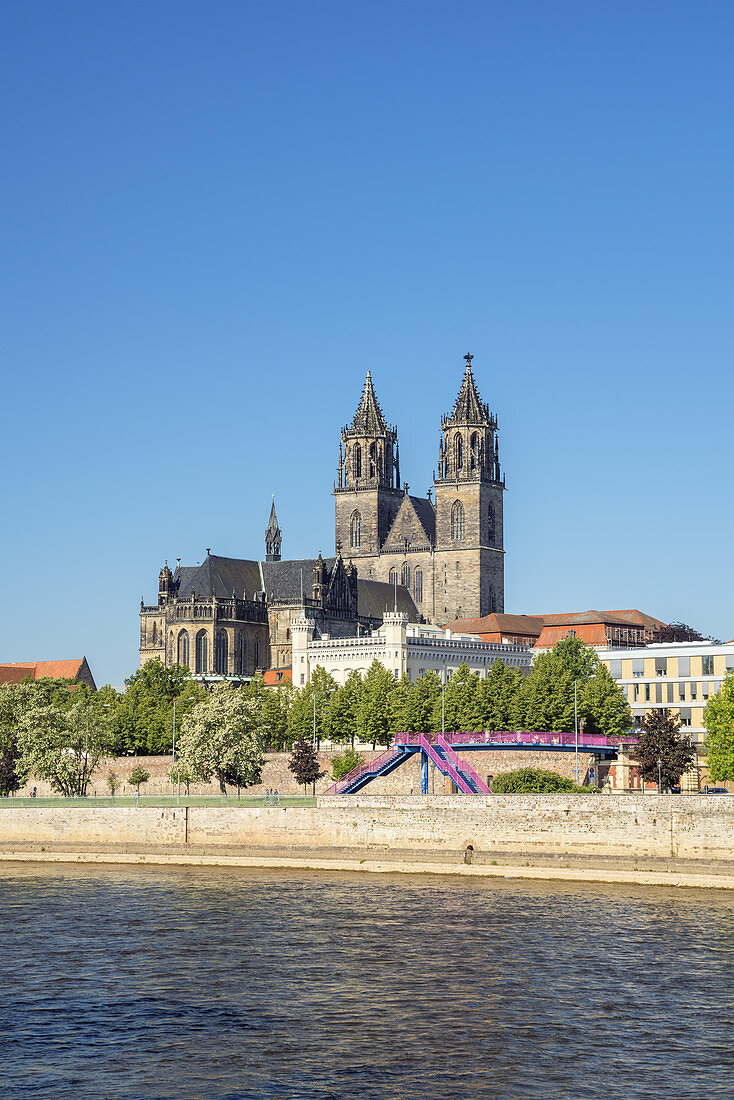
1,795,733,862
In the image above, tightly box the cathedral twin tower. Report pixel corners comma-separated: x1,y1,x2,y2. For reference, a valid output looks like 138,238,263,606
334,354,505,623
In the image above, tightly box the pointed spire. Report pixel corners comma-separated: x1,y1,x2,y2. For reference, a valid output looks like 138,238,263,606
350,371,389,434
445,353,490,425
266,495,279,536
265,495,282,562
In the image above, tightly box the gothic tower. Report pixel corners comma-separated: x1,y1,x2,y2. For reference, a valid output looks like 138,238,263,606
433,354,505,619
265,498,282,562
334,372,403,556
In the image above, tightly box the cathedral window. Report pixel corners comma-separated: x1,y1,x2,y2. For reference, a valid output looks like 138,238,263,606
488,504,495,543
195,630,208,674
414,568,423,603
152,622,157,646
369,442,378,479
453,434,463,472
401,563,410,588
489,586,496,613
254,639,260,667
215,630,228,675
353,444,362,480
350,511,362,548
470,433,479,473
389,567,397,585
450,500,465,541
237,634,246,674
177,630,190,668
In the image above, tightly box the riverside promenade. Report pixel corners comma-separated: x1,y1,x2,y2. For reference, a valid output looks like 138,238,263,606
1,794,734,889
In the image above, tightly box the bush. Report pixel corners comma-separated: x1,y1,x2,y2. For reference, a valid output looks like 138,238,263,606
331,746,364,781
491,767,591,794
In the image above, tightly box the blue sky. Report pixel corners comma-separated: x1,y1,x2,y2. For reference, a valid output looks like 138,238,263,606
1,1,733,686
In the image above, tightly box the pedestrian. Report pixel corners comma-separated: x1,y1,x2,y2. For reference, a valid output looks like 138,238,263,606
273,788,280,805
31,787,37,799
134,789,140,805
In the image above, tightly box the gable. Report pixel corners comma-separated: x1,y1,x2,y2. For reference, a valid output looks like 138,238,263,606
382,495,434,551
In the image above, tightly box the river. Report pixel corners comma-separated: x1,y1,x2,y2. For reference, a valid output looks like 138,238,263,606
1,865,731,1098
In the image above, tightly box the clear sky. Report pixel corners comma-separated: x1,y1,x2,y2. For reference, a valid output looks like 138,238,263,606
1,0,733,687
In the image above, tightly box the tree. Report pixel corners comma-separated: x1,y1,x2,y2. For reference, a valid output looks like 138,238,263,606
112,661,205,755
128,765,150,794
288,737,325,793
356,661,396,749
178,683,264,794
330,746,364,781
260,681,293,751
703,670,734,782
491,767,588,793
286,667,337,748
0,738,24,796
323,671,363,746
636,708,695,790
106,770,120,797
579,664,634,740
17,689,115,797
477,661,525,730
432,664,482,732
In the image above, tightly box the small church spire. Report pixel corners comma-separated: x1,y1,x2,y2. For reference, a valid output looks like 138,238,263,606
265,496,282,562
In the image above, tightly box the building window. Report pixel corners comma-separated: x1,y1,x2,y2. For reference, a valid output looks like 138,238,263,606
453,433,463,472
633,683,640,702
701,682,709,699
300,674,305,685
469,432,479,472
254,640,259,668
353,444,362,480
389,567,397,585
177,631,189,668
487,504,495,543
451,500,465,540
414,568,423,603
215,630,228,675
195,630,208,674
655,657,667,676
679,707,692,727
151,622,157,646
645,683,651,702
489,586,495,614
350,511,362,548
401,563,410,587
632,659,644,677
655,683,662,704
237,634,246,674
702,655,714,676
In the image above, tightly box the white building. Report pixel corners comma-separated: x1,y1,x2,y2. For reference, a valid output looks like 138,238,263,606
597,639,734,750
291,611,533,686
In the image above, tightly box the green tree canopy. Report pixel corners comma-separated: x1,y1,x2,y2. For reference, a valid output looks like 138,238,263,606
704,669,734,782
16,686,115,797
178,683,265,794
432,663,483,732
288,737,325,792
112,661,205,755
636,708,695,789
491,767,589,793
356,661,396,748
323,670,363,746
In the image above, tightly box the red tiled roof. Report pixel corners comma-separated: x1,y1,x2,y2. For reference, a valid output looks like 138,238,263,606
0,659,88,684
445,614,544,636
263,669,292,686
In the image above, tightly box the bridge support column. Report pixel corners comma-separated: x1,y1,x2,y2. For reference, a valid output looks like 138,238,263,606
421,751,429,795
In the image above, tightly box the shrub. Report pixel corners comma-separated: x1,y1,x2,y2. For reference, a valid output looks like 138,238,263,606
331,746,364,781
491,767,590,794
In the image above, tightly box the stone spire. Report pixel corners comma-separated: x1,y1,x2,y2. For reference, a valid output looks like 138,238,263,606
350,371,390,434
444,353,490,427
265,496,282,562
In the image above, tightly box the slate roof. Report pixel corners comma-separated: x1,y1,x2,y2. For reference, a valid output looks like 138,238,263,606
357,579,418,620
408,495,436,542
175,556,263,600
348,372,390,435
262,558,336,600
445,361,490,426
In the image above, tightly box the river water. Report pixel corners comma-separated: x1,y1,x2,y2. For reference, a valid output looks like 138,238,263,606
1,865,732,1099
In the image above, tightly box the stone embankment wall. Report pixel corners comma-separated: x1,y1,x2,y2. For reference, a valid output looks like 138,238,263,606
1,795,733,862
16,749,598,797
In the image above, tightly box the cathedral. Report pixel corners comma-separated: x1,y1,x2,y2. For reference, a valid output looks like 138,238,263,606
139,355,505,680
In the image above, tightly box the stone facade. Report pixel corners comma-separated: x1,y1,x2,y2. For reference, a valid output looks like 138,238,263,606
140,354,507,678
334,355,505,622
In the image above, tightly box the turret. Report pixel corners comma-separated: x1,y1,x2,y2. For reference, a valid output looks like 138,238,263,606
158,561,173,606
265,497,282,561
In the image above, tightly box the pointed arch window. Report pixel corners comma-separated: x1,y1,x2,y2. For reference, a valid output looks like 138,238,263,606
215,630,228,675
152,622,157,646
369,442,378,479
470,432,479,473
489,586,496,614
350,510,362,548
353,444,362,480
237,634,246,675
488,503,495,543
195,630,208,674
177,630,190,668
451,500,465,541
453,433,463,472
414,568,423,603
401,562,410,588
389,567,398,585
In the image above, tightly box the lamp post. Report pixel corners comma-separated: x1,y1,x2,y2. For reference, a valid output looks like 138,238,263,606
172,696,178,799
441,682,446,735
312,690,333,749
573,676,593,787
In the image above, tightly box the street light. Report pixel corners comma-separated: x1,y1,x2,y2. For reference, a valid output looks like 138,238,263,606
172,696,178,799
312,689,334,749
573,678,589,788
